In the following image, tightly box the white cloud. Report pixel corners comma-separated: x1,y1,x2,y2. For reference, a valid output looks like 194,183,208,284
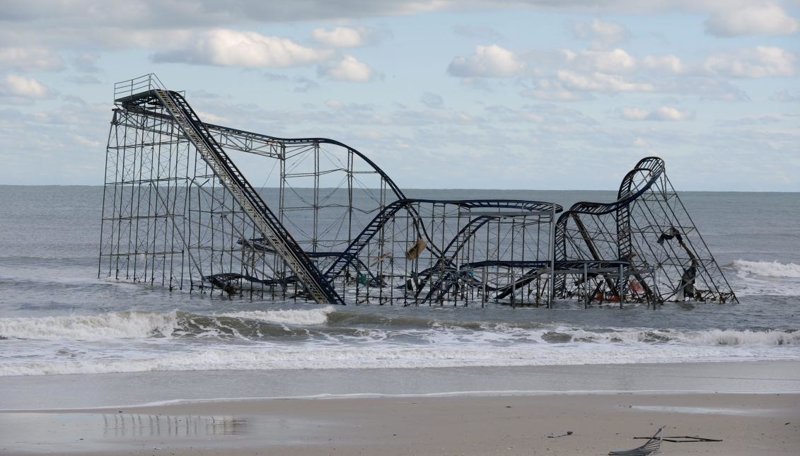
447,44,524,78
151,29,331,68
195,110,229,124
524,79,585,101
0,46,64,71
621,107,649,121
312,26,368,48
3,1,791,29
621,106,691,121
2,2,798,51
704,46,796,78
573,19,628,49
563,48,637,73
321,55,374,82
557,70,653,92
643,54,685,74
705,2,799,36
0,74,50,98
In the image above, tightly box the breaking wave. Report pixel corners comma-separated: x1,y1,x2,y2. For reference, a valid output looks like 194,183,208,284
733,260,800,279
731,260,800,296
1,310,797,346
0,312,180,341
0,307,336,341
2,334,798,376
2,308,798,376
218,306,335,326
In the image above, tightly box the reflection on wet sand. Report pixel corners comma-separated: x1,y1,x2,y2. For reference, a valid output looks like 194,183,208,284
102,414,247,438
0,412,262,454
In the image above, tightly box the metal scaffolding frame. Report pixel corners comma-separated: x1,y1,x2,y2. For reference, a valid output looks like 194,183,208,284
552,157,737,307
99,74,736,307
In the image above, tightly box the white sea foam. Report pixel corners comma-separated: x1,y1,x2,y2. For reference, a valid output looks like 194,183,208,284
673,328,799,346
1,313,798,376
0,311,179,341
733,260,800,279
2,311,797,348
1,340,798,377
218,306,335,326
730,260,800,296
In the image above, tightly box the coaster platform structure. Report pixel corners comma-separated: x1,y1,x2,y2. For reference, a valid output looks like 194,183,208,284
98,74,736,307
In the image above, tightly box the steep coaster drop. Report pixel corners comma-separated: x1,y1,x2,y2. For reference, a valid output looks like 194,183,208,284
99,74,737,307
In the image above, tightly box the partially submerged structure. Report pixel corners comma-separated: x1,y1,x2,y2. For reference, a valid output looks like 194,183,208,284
99,74,736,307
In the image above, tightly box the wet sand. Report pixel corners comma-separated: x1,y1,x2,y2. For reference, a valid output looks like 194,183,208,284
1,361,799,455
2,393,799,455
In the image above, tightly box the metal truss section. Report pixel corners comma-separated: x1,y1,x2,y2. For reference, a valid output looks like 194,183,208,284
99,75,736,308
318,199,560,306
553,157,737,307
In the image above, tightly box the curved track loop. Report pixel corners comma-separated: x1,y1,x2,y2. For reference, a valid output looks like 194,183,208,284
194,119,455,280
552,157,664,300
203,123,407,201
554,157,665,264
552,157,736,305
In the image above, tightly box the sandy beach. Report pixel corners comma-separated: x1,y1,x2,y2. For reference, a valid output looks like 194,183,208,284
2,361,799,455
1,393,798,455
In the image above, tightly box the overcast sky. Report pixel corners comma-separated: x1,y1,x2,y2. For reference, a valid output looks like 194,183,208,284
1,0,798,191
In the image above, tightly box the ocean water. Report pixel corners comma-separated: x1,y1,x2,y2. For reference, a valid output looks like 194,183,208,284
0,186,798,378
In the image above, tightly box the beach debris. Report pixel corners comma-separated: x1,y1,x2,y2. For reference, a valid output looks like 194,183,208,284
547,431,573,438
405,238,426,260
635,434,722,443
609,427,662,456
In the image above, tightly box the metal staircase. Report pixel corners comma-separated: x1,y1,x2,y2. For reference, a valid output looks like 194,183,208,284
154,89,342,304
419,216,492,302
323,199,411,282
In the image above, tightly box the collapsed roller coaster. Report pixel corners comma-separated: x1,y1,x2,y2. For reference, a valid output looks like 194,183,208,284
99,74,737,307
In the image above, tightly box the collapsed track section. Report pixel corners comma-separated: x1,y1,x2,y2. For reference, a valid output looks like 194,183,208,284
320,198,560,306
99,74,736,307
552,157,737,306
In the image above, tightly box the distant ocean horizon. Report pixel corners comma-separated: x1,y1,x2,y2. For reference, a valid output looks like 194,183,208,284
2,184,798,193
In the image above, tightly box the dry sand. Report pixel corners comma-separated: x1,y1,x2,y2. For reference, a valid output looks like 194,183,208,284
2,392,798,455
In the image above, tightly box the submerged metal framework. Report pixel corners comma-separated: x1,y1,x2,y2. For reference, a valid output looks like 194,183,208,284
99,74,736,307
551,157,737,306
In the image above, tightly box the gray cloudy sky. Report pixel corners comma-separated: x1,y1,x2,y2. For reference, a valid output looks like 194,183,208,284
1,0,798,190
